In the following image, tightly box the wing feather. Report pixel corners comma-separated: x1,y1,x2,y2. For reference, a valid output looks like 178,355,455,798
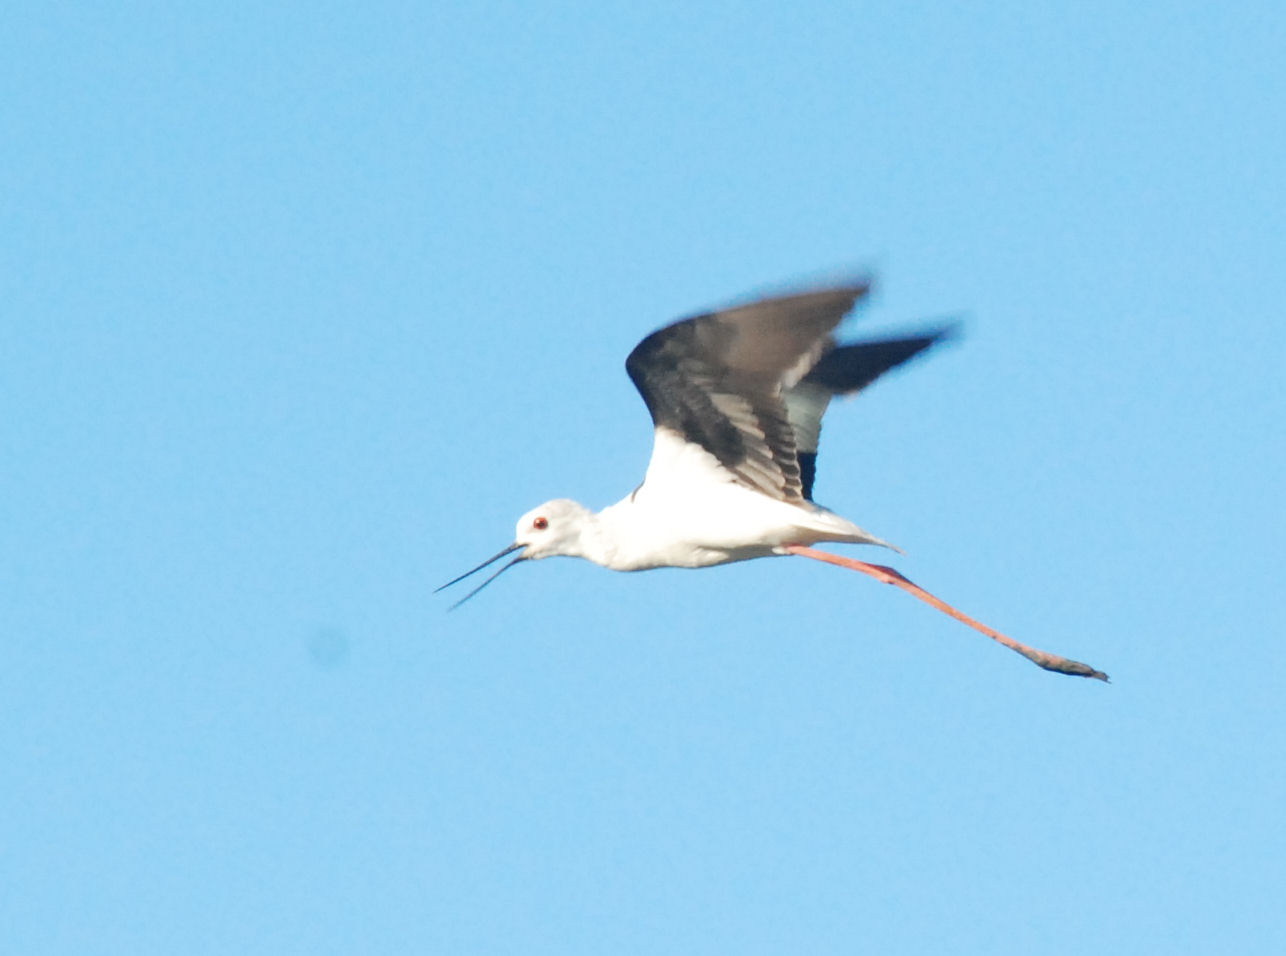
625,282,871,502
784,325,959,500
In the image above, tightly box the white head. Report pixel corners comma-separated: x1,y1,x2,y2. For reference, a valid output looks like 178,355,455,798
514,498,596,560
436,498,596,607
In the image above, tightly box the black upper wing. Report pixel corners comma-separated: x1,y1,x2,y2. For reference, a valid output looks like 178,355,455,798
802,327,957,394
624,282,871,502
790,325,959,500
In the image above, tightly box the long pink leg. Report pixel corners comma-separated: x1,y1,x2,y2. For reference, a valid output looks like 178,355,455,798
785,546,1108,681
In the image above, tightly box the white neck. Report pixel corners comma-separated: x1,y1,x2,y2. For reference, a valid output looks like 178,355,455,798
584,495,693,571
571,503,629,568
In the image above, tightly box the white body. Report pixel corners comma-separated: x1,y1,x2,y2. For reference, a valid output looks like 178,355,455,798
516,429,893,571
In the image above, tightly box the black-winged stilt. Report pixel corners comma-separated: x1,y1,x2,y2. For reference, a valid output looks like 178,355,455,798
439,278,1107,681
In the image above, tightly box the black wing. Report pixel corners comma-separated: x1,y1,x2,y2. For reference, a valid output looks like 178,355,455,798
625,282,871,502
789,325,959,500
803,327,957,394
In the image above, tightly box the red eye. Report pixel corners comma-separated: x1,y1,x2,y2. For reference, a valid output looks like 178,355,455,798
533,516,548,530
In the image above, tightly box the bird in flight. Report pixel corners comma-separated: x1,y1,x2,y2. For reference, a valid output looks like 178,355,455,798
439,278,1107,681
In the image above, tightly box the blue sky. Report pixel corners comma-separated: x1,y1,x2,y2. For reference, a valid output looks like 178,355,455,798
4,2,1285,952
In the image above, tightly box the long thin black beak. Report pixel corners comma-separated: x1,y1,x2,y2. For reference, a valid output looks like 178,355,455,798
435,543,526,610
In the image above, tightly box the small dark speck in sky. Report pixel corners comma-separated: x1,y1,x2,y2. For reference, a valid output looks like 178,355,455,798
306,628,351,669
